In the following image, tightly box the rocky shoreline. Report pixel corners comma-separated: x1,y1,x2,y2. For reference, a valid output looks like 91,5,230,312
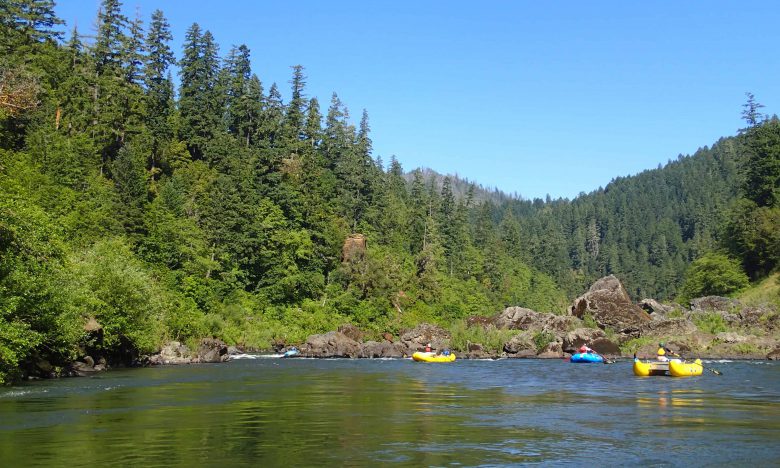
44,275,780,379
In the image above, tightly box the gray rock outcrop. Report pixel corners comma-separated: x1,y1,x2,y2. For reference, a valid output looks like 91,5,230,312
569,275,651,333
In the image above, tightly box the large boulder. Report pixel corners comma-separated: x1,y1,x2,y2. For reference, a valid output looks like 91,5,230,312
150,341,193,365
197,338,229,363
639,299,675,317
563,328,606,354
767,345,780,360
302,331,361,358
359,341,406,358
400,323,451,352
569,275,651,333
589,338,621,357
494,307,542,330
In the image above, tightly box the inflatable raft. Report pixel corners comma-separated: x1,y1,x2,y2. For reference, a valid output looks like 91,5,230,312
633,358,703,377
570,352,604,363
412,351,456,363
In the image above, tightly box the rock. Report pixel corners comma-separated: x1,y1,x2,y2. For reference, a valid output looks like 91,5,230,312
767,346,780,360
503,332,536,356
227,346,241,355
537,341,564,359
716,332,750,344
494,307,580,339
739,306,779,331
150,341,193,365
541,315,581,337
82,355,95,367
69,360,99,377
639,299,675,316
563,328,606,354
302,331,361,358
466,315,494,329
399,323,451,352
494,307,542,330
569,275,651,333
359,341,405,358
338,324,364,342
589,338,621,357
382,332,394,343
641,318,698,337
197,338,229,363
690,296,739,312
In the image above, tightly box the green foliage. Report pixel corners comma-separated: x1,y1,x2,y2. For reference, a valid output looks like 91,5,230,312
532,331,556,352
448,321,515,354
0,192,80,383
678,253,749,304
692,312,728,335
70,239,166,354
581,312,599,329
2,0,778,385
619,337,654,355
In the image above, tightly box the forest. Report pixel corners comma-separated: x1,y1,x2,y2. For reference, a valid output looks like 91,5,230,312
1,0,778,383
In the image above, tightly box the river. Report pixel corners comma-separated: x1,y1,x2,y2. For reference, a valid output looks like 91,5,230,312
1,357,778,466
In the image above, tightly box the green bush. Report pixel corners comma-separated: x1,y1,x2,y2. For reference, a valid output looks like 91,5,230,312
692,312,728,334
448,320,515,353
532,331,556,352
678,252,749,304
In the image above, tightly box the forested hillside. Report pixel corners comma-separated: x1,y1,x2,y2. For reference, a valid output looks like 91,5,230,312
1,1,778,383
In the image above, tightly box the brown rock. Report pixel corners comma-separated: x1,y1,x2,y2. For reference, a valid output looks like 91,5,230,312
563,328,607,354
399,323,451,352
303,331,361,358
338,324,364,342
537,341,564,359
503,332,535,356
569,275,651,333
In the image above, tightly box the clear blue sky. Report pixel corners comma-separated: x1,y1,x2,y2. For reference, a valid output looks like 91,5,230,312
56,1,780,200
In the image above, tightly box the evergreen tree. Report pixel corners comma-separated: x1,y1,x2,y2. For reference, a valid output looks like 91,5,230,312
143,9,175,144
178,24,221,160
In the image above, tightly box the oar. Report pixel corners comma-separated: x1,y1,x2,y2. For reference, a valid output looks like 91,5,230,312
670,351,722,375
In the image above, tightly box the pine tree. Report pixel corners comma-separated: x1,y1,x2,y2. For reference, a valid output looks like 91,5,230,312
94,0,129,75
284,64,307,142
178,24,221,160
143,9,175,144
0,0,63,52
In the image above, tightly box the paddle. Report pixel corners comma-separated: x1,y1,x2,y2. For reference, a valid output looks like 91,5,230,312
669,351,722,375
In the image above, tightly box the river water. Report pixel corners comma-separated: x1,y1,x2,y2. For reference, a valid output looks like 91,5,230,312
1,357,778,467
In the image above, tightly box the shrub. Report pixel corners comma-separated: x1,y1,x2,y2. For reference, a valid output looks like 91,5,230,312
678,253,749,304
532,331,556,352
692,312,728,334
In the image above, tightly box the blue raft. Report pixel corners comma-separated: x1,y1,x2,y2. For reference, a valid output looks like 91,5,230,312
570,352,604,363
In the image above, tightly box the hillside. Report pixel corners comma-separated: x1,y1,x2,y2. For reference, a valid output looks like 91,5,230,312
1,1,778,384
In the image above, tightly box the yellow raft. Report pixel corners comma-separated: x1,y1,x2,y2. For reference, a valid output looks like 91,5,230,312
633,358,703,377
412,351,456,363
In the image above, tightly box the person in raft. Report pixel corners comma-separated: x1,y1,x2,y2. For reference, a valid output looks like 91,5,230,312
657,342,674,362
578,345,594,354
425,343,432,353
